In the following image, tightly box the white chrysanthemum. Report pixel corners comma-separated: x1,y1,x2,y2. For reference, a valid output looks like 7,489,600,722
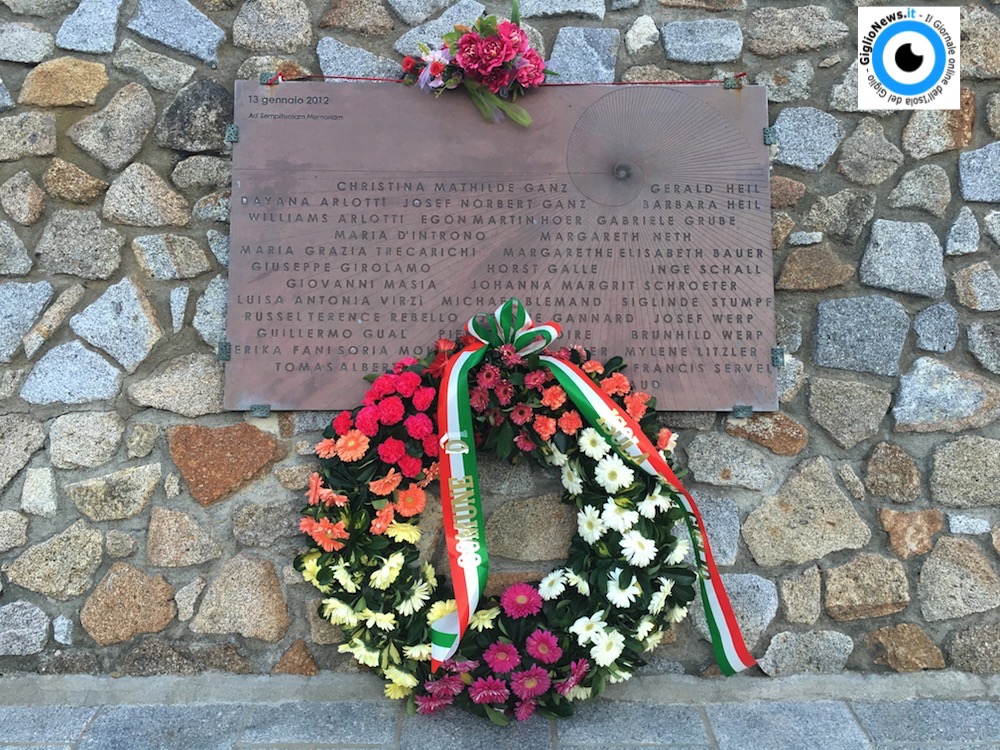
636,496,658,519
539,568,567,600
578,504,606,544
422,562,438,591
620,529,658,567
608,669,632,684
321,597,358,627
561,462,584,495
333,561,360,593
469,606,500,631
648,577,675,616
565,684,593,702
546,441,568,467
594,453,635,493
590,627,626,667
606,567,642,608
602,497,639,534
396,579,430,617
635,616,656,641
665,537,690,566
578,427,610,459
403,643,432,661
361,608,398,631
370,552,405,590
663,432,678,453
569,611,607,646
565,569,591,596
665,604,689,623
644,630,665,652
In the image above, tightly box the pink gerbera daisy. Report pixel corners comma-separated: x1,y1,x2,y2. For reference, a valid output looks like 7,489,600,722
443,658,480,673
468,676,510,705
510,665,551,700
524,370,548,390
556,658,590,696
476,363,501,390
500,583,543,619
414,693,453,714
483,642,521,673
494,380,514,406
424,673,465,698
525,630,562,664
515,699,536,722
510,403,534,426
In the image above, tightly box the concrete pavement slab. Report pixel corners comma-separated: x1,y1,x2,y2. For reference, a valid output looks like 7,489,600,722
77,705,250,750
240,701,399,745
706,701,873,750
852,699,1000,745
0,706,96,743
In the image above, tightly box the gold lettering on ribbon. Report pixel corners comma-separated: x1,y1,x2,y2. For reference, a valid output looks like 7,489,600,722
448,475,483,568
597,409,649,464
441,432,470,454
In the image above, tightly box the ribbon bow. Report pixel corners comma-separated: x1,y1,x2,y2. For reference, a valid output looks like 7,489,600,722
465,298,561,355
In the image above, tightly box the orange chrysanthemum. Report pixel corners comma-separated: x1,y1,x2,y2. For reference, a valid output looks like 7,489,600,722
600,372,631,396
540,385,566,410
369,468,402,496
533,414,557,442
335,429,370,462
417,461,439,488
395,485,427,517
582,360,604,375
300,516,349,552
315,438,338,459
624,391,651,420
305,472,325,505
557,410,583,436
370,504,395,534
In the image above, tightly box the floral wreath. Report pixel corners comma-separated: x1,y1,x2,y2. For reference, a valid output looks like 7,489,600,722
295,300,754,725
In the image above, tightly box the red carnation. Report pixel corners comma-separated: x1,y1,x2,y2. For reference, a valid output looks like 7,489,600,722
405,412,434,439
412,386,436,412
377,436,407,465
371,373,398,399
422,433,440,457
399,454,424,478
377,396,405,425
396,370,422,398
355,406,380,437
332,410,353,436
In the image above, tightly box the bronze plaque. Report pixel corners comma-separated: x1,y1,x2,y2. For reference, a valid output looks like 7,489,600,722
227,80,775,411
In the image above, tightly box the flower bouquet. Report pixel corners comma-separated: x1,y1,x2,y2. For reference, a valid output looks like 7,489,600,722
400,0,553,126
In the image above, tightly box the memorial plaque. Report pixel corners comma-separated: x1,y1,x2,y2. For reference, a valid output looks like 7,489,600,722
227,80,775,411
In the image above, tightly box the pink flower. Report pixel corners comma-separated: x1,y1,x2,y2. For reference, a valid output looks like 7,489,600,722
494,379,514,406
511,403,534,426
422,433,440,457
525,630,562,664
498,343,522,366
524,370,548,390
556,658,589,696
404,412,434,440
455,32,485,74
355,406,380,437
398,454,424,478
515,699,536,722
476,364,501,390
414,693,453,714
377,436,406,465
377,396,405,425
393,356,418,373
497,20,530,53
477,35,516,73
500,583,543,619
469,386,490,412
396,370,422,397
425,673,465,697
469,675,510,705
443,658,480,673
514,48,546,88
484,642,522,674
412,386,436,412
482,65,512,94
514,430,535,452
510,665,550,700
332,410,353,436
371,373,398,398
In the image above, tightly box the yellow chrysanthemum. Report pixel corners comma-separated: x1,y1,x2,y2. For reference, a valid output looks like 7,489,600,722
361,608,398,631
333,561,360,593
300,552,322,585
385,666,418,688
422,562,438,590
385,521,421,544
321,597,358,627
403,643,432,661
384,682,412,700
370,552,405,590
426,598,457,625
468,606,500,632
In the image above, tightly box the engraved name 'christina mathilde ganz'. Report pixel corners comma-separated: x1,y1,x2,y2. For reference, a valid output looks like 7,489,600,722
227,81,775,412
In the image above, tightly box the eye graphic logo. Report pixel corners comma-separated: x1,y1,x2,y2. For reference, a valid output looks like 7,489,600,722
858,7,960,110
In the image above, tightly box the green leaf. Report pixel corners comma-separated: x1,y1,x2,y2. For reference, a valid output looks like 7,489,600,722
495,98,532,127
497,421,515,460
511,0,521,26
484,704,511,727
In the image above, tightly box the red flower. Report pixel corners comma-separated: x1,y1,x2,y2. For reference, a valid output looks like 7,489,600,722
469,387,490,412
436,338,457,353
398,454,424,478
624,391,651,420
402,55,418,72
600,372,631,396
300,516,349,552
355,406,380,437
396,370,422,397
412,386,436,412
429,59,445,77
405,412,434,439
514,48,545,88
371,373,398,398
558,410,583,436
426,352,449,379
377,396,405,425
532,414,556,442
497,20,529,53
393,356,418,373
510,403,534,425
500,583,542,619
476,364,501,390
469,676,509,705
377,436,407,465
524,370,548,390
422,433,440,457
332,410,353,436
514,430,535,452
370,504,395,535
455,32,485,74
477,35,516,73
395,485,426,517
481,66,511,94
494,379,514,406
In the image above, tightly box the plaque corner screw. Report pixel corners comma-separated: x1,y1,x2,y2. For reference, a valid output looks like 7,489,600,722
762,127,778,146
225,123,239,143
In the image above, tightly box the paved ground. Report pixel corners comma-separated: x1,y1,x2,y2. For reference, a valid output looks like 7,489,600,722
0,672,999,749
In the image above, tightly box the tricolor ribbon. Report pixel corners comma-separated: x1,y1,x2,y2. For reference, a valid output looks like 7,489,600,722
431,299,756,675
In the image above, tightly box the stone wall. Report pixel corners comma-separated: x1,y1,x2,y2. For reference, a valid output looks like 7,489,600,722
1,0,999,679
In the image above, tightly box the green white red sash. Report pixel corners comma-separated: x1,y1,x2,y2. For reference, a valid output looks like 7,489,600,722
431,299,756,675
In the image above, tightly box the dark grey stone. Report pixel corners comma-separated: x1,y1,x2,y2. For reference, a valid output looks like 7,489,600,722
814,296,909,376
960,142,1000,202
687,433,774,490
0,112,57,162
293,411,337,433
78,705,252,750
707,701,869,750
861,219,946,298
242,701,398,744
394,1,485,56
804,188,876,245
852,700,1000,744
887,164,952,218
0,600,48,655
320,36,399,80
35,209,123,279
385,0,450,24
772,107,845,172
0,281,52,362
0,707,95,743
915,302,959,354
55,0,123,53
127,0,225,66
661,19,742,64
755,60,813,103
154,77,233,154
556,701,707,746
686,491,739,566
947,206,981,255
0,75,12,110
969,321,1000,375
521,0,604,20
692,573,777,649
0,22,54,63
547,27,620,83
